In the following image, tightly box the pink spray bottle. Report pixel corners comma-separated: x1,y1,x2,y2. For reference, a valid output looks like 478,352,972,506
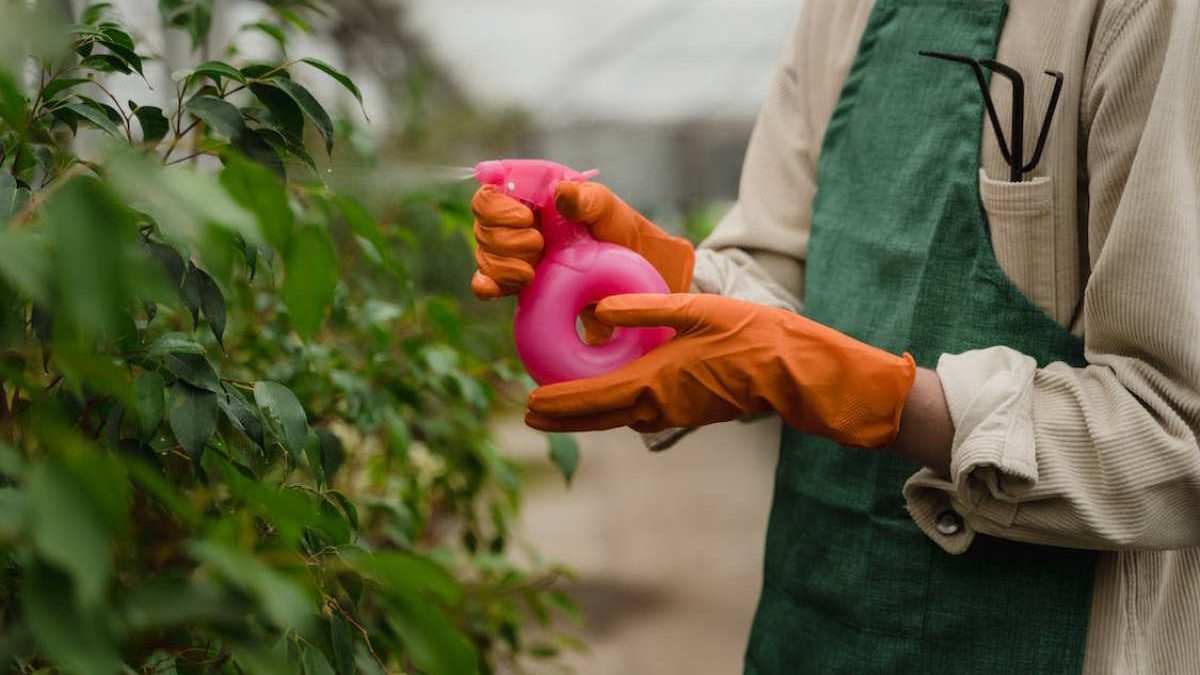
474,159,674,385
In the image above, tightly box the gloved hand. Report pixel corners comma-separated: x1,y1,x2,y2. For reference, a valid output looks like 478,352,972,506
470,181,695,299
524,293,917,449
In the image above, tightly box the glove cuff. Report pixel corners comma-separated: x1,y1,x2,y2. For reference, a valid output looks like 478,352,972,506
638,229,695,293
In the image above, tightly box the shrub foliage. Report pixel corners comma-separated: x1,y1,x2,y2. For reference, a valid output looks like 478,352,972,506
0,2,579,674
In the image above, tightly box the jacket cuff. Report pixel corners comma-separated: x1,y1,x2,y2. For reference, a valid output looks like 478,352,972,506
903,347,1041,553
691,248,802,311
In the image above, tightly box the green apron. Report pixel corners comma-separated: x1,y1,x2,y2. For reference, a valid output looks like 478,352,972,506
745,1,1098,673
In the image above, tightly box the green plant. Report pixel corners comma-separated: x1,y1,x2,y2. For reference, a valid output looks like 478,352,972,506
0,3,581,674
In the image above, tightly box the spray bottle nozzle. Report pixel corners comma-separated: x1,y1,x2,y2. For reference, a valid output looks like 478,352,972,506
473,159,599,210
473,160,507,187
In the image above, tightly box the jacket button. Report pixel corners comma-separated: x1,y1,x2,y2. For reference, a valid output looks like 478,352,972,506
935,509,964,536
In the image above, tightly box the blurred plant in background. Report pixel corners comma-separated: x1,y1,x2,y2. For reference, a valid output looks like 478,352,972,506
679,202,727,247
0,2,581,674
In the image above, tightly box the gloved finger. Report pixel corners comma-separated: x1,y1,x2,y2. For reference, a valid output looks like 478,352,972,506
593,293,699,330
527,364,655,417
471,271,505,300
525,407,639,432
474,218,544,260
471,185,534,228
554,181,611,222
555,182,642,244
475,247,535,289
579,305,614,345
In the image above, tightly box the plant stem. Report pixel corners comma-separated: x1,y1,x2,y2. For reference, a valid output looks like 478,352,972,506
161,119,201,164
89,79,134,141
165,150,213,166
10,163,89,228
223,60,300,98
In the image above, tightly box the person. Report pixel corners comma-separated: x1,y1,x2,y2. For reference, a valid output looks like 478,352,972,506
468,1,1200,673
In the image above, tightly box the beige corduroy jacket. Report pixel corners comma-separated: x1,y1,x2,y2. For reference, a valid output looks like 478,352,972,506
692,0,1200,672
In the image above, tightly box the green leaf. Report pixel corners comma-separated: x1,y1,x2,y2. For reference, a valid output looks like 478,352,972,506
243,22,288,51
0,230,49,301
301,58,368,121
426,297,462,341
0,173,30,224
64,100,123,139
189,541,312,631
327,490,358,533
0,71,25,130
332,195,383,252
0,487,28,539
256,126,315,173
79,53,132,75
82,3,114,24
301,644,336,675
145,241,185,289
191,264,226,347
387,598,478,675
168,382,218,455
133,105,169,145
547,433,580,485
141,652,179,675
185,95,244,141
316,428,344,483
121,579,243,631
132,371,165,438
182,60,247,84
28,454,129,608
329,614,355,675
0,621,31,668
284,226,338,336
219,385,264,447
99,25,135,50
160,0,214,51
254,381,308,458
347,551,462,606
23,562,122,675
277,8,313,33
163,352,220,392
42,77,90,101
250,83,304,142
180,262,203,325
70,23,108,38
51,105,80,134
237,128,286,180
241,63,291,81
147,332,205,358
0,442,26,479
105,151,259,242
241,235,259,278
270,79,334,154
215,457,342,547
98,38,144,76
124,460,196,526
220,154,293,249
303,428,324,485
44,178,140,337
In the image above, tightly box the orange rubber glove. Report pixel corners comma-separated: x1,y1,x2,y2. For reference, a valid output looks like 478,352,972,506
524,293,918,449
470,181,695,299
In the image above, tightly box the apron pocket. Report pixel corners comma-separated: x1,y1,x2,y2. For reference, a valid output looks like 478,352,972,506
978,169,1060,324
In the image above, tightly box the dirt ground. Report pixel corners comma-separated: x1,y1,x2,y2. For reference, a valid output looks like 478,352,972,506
493,416,781,675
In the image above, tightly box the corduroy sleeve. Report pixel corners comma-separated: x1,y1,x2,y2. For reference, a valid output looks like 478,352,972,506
905,0,1200,553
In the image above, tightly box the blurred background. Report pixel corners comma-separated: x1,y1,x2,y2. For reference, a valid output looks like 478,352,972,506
66,0,805,671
